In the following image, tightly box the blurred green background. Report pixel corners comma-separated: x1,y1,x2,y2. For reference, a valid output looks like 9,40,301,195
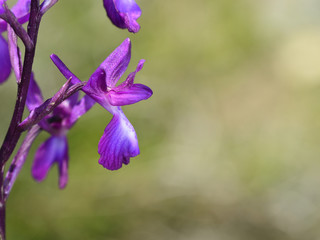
2,0,320,239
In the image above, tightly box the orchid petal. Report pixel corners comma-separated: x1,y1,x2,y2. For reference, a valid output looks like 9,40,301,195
50,55,96,125
26,73,43,111
11,0,31,19
103,0,141,33
69,95,96,126
83,67,107,96
7,25,21,82
32,138,56,182
57,137,69,189
50,54,81,84
107,59,152,105
66,91,79,107
98,111,139,170
32,136,69,189
85,38,131,90
108,84,152,106
0,35,11,83
0,22,6,33
116,59,144,88
82,38,131,109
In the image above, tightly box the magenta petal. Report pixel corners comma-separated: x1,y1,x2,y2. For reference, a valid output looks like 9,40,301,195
32,138,54,182
11,0,31,19
26,73,43,111
83,68,107,97
107,58,152,105
103,0,141,33
0,35,11,84
0,22,6,33
82,39,132,109
98,111,140,170
86,38,131,89
32,136,69,189
50,54,81,84
108,84,152,106
7,25,22,82
57,137,69,189
69,95,96,126
66,91,79,108
116,59,145,88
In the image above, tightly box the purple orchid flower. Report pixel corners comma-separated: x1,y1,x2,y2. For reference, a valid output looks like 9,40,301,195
51,38,152,170
26,76,91,188
103,0,141,33
0,0,30,83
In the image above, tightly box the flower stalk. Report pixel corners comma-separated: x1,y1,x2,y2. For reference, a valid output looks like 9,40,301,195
0,0,150,238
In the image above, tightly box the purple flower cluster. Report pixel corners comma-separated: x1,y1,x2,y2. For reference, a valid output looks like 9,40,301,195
0,0,150,189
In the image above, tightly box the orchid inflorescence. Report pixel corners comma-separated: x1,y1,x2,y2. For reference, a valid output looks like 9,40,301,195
0,0,152,238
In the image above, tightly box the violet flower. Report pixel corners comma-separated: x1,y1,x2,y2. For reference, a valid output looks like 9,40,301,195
26,76,91,188
0,0,30,83
52,38,152,170
103,0,141,33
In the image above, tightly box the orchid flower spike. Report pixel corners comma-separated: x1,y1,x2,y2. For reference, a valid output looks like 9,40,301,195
103,0,141,33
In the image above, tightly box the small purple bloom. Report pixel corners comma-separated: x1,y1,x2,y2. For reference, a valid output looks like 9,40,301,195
32,135,69,189
83,38,152,170
103,0,141,33
27,76,91,188
0,0,31,83
52,38,152,170
7,25,22,82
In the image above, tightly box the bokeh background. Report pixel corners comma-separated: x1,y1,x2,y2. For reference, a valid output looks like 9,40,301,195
1,0,320,239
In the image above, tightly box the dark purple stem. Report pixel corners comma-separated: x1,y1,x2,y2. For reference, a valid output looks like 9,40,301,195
0,1,40,239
